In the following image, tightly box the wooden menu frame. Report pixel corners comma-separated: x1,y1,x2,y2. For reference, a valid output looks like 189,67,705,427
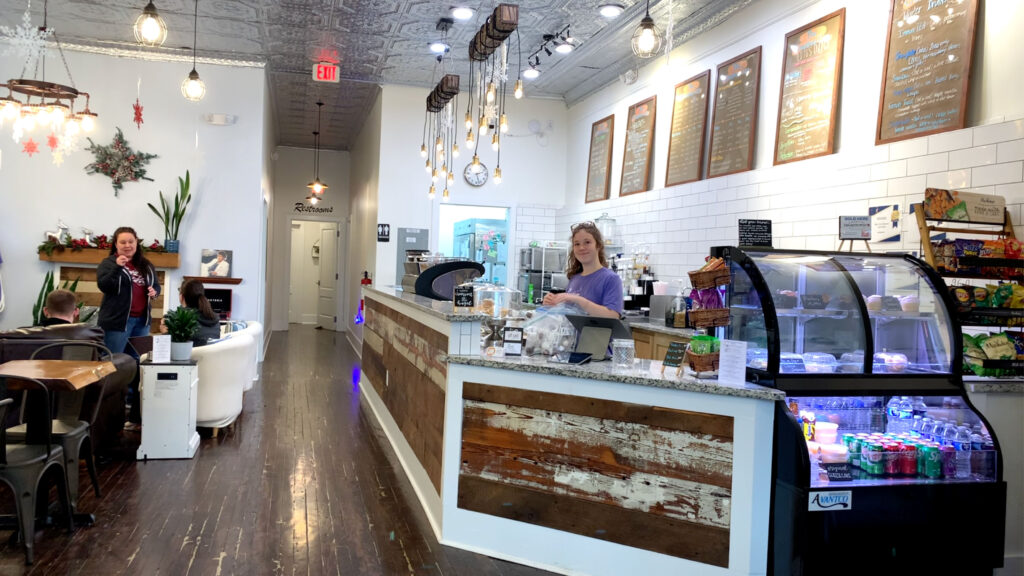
774,9,845,166
875,0,978,144
665,70,711,187
619,95,657,197
585,114,615,203
707,47,762,179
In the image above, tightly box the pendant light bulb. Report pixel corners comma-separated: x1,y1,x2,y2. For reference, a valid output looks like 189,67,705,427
479,116,489,136
466,131,475,147
134,1,168,47
79,111,97,132
435,136,443,151
500,114,508,133
420,143,427,157
465,112,473,130
472,154,480,167
431,169,439,183
493,166,503,185
182,0,205,101
425,159,432,172
307,194,320,205
514,79,523,99
452,143,460,158
631,1,663,59
447,171,454,185
428,184,436,200
438,150,445,163
491,133,500,151
441,164,448,179
442,188,450,202
486,82,496,103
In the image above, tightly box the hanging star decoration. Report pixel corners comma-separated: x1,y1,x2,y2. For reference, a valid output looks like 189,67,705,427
22,138,38,157
0,0,53,64
133,98,144,130
46,132,59,151
84,127,158,196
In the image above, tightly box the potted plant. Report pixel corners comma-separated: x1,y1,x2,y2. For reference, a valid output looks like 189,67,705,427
163,307,199,361
147,170,192,253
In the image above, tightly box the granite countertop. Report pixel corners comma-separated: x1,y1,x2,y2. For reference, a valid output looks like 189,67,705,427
447,354,783,402
962,376,1024,394
363,286,491,322
626,317,700,339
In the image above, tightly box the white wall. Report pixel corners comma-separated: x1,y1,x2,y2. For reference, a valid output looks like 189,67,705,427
346,88,382,347
260,73,278,355
0,49,265,330
373,84,569,287
555,0,1024,285
269,146,350,332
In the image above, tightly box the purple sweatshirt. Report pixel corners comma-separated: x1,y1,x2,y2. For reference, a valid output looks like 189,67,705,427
566,267,624,315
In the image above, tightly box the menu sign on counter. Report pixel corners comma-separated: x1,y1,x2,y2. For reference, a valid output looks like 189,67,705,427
739,219,772,248
454,285,475,308
838,215,871,240
876,0,979,144
620,96,657,196
708,47,762,179
774,9,845,165
665,71,711,187
585,114,615,203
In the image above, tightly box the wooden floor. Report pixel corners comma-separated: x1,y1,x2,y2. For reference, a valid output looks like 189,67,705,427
0,325,554,575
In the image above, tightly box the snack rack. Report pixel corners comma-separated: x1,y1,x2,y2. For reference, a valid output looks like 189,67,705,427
711,246,1007,575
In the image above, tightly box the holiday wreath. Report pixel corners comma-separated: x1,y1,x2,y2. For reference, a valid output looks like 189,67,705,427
84,127,157,196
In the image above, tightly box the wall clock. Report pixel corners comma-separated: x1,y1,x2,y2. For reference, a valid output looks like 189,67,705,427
464,162,488,187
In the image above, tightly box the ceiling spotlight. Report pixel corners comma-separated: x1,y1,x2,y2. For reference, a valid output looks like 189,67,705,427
543,46,552,57
451,6,474,21
555,43,573,54
599,3,625,18
523,67,540,80
429,42,449,54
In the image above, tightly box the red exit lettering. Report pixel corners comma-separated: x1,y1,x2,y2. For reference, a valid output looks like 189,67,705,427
313,62,340,83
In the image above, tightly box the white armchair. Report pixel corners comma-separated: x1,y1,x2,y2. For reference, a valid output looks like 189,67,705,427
192,331,253,429
231,321,263,391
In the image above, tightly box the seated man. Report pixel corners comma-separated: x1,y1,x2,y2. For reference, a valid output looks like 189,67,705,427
40,289,79,326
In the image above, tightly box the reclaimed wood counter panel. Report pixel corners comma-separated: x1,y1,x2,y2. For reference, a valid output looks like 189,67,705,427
458,381,734,567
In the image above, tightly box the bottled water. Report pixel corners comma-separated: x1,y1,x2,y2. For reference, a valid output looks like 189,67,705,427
910,415,924,437
970,432,984,451
897,397,914,433
885,397,901,432
869,400,886,433
912,396,928,418
918,417,933,440
942,421,958,446
954,426,972,479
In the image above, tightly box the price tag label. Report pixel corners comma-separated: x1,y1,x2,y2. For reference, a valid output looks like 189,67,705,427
453,285,475,308
717,339,748,385
502,327,523,356
801,294,826,309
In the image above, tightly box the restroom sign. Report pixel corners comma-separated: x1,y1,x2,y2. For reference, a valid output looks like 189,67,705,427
377,224,390,242
313,62,340,83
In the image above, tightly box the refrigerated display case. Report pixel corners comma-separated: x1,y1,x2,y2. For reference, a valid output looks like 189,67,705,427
714,247,1007,575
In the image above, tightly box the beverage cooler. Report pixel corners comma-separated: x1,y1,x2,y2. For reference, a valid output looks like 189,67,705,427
713,247,1007,575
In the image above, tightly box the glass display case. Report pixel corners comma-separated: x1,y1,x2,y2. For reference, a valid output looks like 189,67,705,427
713,247,1007,575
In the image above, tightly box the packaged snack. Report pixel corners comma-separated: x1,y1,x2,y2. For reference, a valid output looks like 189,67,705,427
981,332,1016,361
1004,332,1024,359
1011,284,1024,309
972,286,990,307
991,283,1014,308
953,239,984,274
949,285,972,307
980,240,1005,276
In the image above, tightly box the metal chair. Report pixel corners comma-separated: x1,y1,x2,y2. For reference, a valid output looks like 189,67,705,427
0,377,74,564
7,341,111,512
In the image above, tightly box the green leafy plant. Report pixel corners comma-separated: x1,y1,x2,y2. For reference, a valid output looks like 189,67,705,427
32,272,92,325
163,307,199,343
147,170,192,241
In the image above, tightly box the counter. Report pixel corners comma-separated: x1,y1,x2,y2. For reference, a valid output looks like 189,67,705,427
359,287,779,576
626,317,699,360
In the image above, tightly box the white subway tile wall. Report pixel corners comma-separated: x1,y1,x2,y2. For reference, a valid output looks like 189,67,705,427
514,120,1024,289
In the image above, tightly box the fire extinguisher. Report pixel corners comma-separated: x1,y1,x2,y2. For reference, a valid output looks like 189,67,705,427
355,271,371,324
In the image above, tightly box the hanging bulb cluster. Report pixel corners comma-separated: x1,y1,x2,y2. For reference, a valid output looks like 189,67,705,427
465,36,519,186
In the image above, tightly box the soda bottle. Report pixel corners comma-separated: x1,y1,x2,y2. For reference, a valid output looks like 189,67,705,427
954,426,972,479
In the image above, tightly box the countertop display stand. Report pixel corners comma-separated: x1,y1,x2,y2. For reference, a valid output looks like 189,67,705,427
137,360,200,460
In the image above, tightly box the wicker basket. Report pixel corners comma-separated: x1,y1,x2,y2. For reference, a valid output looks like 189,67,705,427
688,307,730,328
688,268,732,290
684,351,720,373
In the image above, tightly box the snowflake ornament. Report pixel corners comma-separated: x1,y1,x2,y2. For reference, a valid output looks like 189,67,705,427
46,132,58,150
22,138,38,157
133,98,144,129
0,1,53,64
52,149,64,166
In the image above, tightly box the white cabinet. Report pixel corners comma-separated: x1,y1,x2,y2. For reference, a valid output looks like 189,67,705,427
137,361,200,460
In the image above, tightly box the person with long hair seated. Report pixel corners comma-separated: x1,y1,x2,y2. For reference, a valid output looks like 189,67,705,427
170,278,221,346
542,221,623,318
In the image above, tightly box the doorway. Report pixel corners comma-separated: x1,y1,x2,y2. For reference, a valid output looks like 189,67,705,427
289,220,340,328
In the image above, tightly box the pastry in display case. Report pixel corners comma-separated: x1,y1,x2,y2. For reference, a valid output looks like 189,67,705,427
711,247,1007,576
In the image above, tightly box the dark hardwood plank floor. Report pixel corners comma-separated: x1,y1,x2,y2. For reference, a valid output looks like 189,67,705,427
0,325,555,575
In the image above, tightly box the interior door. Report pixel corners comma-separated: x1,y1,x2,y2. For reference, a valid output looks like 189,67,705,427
317,224,338,330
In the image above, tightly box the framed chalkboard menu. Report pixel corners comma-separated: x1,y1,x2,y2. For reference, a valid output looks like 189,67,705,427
708,47,761,179
876,0,978,144
585,115,615,203
620,96,656,196
774,9,845,165
665,70,711,187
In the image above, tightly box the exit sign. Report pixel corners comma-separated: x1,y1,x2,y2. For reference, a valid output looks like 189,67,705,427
313,62,340,83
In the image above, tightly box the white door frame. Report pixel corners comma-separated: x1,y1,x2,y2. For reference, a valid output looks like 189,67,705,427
287,216,347,331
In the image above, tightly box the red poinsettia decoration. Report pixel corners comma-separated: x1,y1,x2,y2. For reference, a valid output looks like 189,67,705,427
84,127,157,196
133,98,144,129
91,234,112,250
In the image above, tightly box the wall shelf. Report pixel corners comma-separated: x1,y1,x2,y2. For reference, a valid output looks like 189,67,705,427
39,248,180,268
183,276,242,285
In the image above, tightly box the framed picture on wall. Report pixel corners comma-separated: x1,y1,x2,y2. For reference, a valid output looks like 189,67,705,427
585,114,615,203
620,95,657,196
665,70,711,187
774,8,845,165
707,46,762,179
200,249,233,278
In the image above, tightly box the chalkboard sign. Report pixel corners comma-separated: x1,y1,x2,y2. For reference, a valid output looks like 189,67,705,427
739,219,772,247
620,95,657,196
708,47,762,179
876,0,979,144
821,462,853,482
665,71,711,187
774,9,845,165
662,341,687,368
453,285,475,308
585,114,615,203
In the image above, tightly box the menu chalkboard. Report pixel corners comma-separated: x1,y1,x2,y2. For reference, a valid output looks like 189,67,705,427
620,96,657,196
585,114,615,203
876,0,978,144
708,47,762,179
665,71,711,187
739,219,772,247
774,9,845,165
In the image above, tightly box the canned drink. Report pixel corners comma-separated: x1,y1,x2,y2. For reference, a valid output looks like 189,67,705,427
884,443,902,476
848,438,862,468
899,443,917,476
863,442,884,475
941,446,957,478
923,445,942,479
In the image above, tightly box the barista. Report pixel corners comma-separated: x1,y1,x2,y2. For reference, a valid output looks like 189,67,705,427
542,221,623,318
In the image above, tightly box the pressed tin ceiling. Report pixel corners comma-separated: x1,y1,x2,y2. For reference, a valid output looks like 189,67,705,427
0,0,754,151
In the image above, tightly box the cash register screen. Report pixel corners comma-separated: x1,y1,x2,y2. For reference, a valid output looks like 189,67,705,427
205,288,232,320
